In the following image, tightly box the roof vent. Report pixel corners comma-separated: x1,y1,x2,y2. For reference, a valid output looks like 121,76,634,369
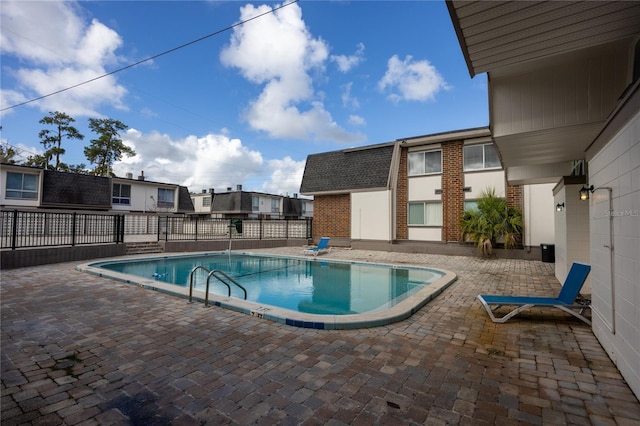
236,184,242,191
126,172,133,179
137,170,145,181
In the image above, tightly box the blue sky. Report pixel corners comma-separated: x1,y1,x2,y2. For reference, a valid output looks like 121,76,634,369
1,0,488,196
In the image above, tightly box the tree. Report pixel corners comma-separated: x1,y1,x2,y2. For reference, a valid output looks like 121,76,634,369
0,143,18,164
23,154,49,168
459,187,523,256
84,118,136,177
38,111,84,170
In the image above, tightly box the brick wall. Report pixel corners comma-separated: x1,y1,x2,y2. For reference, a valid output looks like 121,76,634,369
506,183,523,210
442,140,464,242
313,194,351,238
396,148,408,239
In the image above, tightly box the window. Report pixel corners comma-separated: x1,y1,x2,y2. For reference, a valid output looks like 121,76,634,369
157,188,175,208
463,144,501,171
408,202,443,226
112,184,131,205
6,172,38,199
464,200,478,212
252,196,259,212
408,150,442,175
271,198,279,213
202,196,211,207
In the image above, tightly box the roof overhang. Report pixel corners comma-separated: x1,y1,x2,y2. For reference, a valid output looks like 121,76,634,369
447,1,640,184
447,0,640,78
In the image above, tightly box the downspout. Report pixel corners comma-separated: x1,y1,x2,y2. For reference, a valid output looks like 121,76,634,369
603,187,615,335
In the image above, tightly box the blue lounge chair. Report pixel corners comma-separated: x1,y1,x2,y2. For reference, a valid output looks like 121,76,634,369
477,262,592,325
303,237,331,256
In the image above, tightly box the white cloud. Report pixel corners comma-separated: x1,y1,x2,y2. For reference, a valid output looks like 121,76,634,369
0,1,127,115
220,2,364,144
113,129,304,196
348,115,366,126
341,82,359,109
331,42,365,73
378,55,450,103
261,156,306,196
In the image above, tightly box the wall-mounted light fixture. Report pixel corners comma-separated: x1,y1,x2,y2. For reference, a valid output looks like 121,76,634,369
579,185,594,200
555,202,565,212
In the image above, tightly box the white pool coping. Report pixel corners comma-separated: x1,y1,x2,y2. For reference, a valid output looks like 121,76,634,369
77,251,457,330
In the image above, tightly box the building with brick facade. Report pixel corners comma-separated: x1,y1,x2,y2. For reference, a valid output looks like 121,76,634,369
300,127,555,253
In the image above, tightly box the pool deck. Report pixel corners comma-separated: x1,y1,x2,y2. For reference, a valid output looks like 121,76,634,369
2,247,639,425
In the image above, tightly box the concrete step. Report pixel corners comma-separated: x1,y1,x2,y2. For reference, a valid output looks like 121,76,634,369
125,242,163,255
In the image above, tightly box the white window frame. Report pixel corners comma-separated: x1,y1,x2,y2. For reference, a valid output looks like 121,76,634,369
408,201,443,226
112,183,131,205
5,172,39,199
271,198,279,213
408,149,442,176
157,188,175,208
252,196,259,212
463,143,501,171
202,196,211,207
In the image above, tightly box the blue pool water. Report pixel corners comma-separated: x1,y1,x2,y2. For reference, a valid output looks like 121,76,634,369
96,253,445,316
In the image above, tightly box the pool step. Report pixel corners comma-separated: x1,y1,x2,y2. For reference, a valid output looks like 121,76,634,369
125,241,163,255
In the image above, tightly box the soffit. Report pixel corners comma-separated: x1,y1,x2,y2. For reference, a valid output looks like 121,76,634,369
448,0,640,77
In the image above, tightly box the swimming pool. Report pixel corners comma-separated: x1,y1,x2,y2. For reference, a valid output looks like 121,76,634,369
78,252,456,329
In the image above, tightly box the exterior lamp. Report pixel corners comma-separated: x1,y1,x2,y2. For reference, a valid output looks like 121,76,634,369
579,185,594,201
555,202,565,212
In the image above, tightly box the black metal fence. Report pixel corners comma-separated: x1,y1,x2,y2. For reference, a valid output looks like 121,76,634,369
1,210,313,250
1,210,124,250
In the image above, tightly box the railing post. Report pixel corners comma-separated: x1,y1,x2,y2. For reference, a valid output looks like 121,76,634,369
286,219,289,240
11,210,18,250
119,215,125,243
157,215,161,241
71,212,77,246
260,219,263,240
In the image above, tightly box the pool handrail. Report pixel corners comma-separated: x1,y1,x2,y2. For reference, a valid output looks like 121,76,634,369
188,265,247,306
205,270,247,306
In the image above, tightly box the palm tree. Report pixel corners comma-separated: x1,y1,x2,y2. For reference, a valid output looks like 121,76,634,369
459,188,523,256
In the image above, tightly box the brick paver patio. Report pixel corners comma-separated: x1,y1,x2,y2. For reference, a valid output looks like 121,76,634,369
2,247,639,425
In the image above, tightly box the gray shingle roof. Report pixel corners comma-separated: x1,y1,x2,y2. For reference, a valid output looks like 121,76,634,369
300,143,395,194
41,170,111,209
177,186,195,213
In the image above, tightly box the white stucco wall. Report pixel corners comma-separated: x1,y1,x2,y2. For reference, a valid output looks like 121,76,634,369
523,183,555,247
111,182,166,213
408,175,441,201
553,183,591,292
587,110,639,400
464,170,505,198
351,191,391,240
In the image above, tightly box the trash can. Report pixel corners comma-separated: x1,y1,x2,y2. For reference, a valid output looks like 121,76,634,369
541,243,555,263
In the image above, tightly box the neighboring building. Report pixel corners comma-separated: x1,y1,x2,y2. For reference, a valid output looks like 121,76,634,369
300,128,554,250
446,1,640,399
192,185,312,220
0,164,194,214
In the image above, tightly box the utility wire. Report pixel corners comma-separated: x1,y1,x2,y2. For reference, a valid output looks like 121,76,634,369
1,0,299,112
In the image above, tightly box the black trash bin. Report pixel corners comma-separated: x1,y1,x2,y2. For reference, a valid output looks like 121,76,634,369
541,243,555,263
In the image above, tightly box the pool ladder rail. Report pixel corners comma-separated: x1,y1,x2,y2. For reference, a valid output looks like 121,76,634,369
188,266,247,307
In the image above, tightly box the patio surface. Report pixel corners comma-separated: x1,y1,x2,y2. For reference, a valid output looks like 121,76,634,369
2,247,639,425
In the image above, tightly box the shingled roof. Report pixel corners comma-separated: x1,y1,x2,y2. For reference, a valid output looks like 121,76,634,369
300,143,395,194
41,170,111,209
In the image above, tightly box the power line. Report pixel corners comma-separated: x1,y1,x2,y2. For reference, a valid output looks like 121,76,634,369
1,0,299,112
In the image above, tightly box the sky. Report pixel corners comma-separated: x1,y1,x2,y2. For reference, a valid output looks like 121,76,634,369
0,0,488,197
